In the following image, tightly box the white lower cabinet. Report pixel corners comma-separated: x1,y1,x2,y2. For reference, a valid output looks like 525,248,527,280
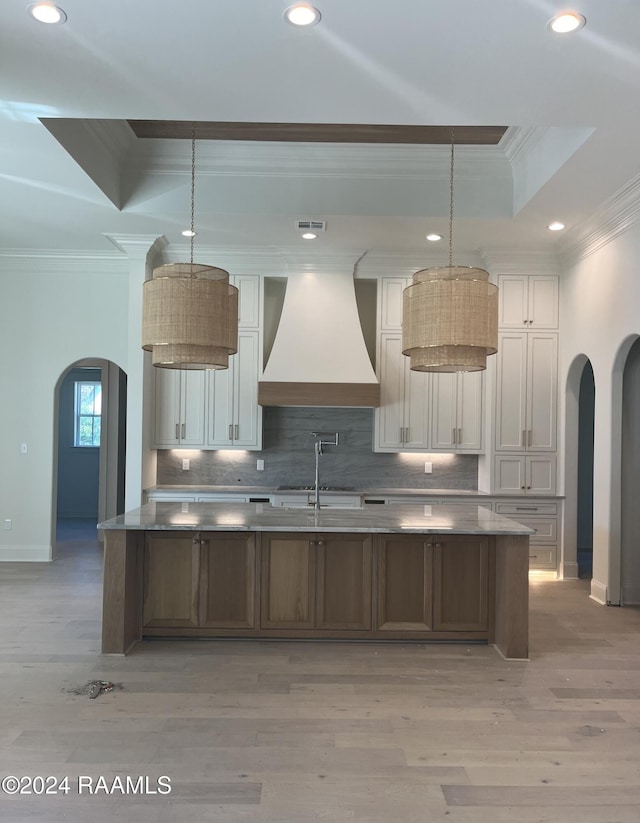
495,501,558,571
494,454,556,495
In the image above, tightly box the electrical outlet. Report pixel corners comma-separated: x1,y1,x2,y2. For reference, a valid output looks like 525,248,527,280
20,443,28,454
256,459,265,471
3,519,11,531
181,458,190,471
424,461,432,473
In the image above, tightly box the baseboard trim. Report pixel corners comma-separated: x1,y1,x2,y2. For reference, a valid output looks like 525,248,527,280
590,578,608,605
562,561,579,580
0,545,52,562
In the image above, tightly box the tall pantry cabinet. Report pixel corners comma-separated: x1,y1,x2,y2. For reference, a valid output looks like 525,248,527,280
493,275,559,495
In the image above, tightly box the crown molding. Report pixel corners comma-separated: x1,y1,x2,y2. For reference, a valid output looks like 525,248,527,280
0,251,127,275
500,127,544,168
561,173,640,267
479,249,561,276
104,233,168,261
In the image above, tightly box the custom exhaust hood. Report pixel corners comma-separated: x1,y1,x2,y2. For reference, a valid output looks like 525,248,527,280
258,269,380,407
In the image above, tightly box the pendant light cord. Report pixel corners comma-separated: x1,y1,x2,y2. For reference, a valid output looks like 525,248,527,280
449,126,454,270
190,123,196,266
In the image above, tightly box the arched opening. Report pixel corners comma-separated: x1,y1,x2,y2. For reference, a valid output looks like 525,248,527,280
577,361,594,579
621,337,640,605
53,359,127,554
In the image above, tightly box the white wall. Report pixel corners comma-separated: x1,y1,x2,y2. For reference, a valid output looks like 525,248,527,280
560,227,640,604
0,257,129,560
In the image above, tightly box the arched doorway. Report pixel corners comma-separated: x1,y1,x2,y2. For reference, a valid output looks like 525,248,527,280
577,361,594,579
621,338,640,604
53,359,127,553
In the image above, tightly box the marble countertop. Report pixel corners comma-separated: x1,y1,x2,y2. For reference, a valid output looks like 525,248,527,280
148,485,490,497
99,502,534,535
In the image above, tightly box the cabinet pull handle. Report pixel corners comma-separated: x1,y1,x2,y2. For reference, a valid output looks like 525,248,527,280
229,424,233,440
458,428,462,445
181,423,186,439
522,430,526,448
527,486,532,490
234,424,239,440
176,423,179,440
528,429,532,447
452,427,457,444
521,485,526,490
516,506,538,510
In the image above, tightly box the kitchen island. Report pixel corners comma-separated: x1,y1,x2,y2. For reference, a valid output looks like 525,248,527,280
99,503,533,660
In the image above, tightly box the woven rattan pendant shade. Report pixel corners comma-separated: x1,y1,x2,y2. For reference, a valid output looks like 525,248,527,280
402,266,498,372
142,263,238,369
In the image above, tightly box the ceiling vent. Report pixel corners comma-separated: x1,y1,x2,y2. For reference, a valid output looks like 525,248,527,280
295,219,327,232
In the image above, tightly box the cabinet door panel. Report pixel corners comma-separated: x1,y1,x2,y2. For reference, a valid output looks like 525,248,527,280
261,536,315,628
526,455,557,495
200,534,256,628
433,537,488,631
379,278,407,330
181,370,207,445
404,367,431,448
431,372,457,449
143,534,199,627
376,334,405,450
154,369,181,446
457,371,483,450
207,367,234,446
316,537,372,629
498,276,529,327
494,455,526,494
376,537,432,630
495,334,527,450
528,276,558,329
233,331,261,448
527,333,557,450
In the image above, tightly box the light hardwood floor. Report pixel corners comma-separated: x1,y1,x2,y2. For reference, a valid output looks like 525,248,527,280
1,531,640,822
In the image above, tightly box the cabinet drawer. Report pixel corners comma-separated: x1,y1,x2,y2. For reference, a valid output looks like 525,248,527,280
528,546,557,570
495,502,557,515
510,516,557,543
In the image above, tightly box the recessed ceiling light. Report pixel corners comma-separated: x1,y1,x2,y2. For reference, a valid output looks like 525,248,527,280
284,4,321,27
548,221,565,231
548,11,586,34
27,3,67,24
302,232,317,240
181,229,196,238
426,233,442,242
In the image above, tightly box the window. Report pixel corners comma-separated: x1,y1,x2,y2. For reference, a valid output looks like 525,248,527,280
74,381,101,447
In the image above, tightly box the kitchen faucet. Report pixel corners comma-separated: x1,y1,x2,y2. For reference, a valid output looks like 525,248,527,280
310,432,339,510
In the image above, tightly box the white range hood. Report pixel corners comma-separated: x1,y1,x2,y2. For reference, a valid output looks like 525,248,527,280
258,270,380,407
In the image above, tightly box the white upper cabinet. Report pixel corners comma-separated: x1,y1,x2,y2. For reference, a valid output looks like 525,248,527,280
495,332,558,452
498,275,558,329
375,333,431,451
234,274,261,329
207,330,262,450
431,371,483,451
378,277,407,330
153,369,207,447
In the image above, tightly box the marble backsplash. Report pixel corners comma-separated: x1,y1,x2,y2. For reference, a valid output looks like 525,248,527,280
156,407,478,491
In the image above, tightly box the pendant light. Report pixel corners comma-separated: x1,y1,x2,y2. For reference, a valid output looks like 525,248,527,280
142,125,238,369
402,129,498,372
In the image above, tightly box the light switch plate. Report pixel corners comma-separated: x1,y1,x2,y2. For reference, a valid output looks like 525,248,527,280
256,459,265,471
424,462,432,473
182,458,190,470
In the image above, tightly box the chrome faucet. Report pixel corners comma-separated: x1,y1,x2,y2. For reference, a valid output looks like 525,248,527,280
310,432,339,510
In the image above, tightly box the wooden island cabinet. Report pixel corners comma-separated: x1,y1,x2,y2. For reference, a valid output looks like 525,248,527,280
101,503,532,660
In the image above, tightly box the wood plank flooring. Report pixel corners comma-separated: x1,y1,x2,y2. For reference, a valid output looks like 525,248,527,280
1,532,640,822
